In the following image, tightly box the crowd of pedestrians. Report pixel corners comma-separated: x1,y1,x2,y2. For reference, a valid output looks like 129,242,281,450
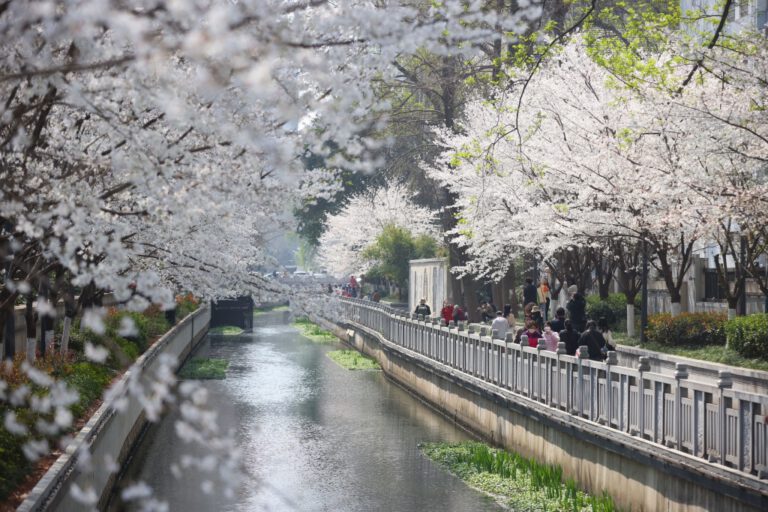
413,279,615,362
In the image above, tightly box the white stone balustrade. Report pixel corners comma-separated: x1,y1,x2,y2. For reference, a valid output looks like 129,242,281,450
340,297,768,479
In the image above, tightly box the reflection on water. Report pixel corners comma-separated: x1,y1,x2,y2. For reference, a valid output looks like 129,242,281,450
116,312,501,512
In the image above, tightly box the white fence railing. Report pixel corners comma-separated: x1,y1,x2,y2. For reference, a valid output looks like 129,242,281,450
340,298,768,479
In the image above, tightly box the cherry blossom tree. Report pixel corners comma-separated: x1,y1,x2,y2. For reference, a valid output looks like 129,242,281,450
317,183,439,278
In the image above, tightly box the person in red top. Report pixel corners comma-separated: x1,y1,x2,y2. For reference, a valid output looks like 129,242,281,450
440,300,454,326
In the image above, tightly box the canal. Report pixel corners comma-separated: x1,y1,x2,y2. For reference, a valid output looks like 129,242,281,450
115,311,501,511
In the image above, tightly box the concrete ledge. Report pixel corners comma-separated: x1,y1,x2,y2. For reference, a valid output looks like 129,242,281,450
616,344,768,395
334,319,768,512
17,307,211,512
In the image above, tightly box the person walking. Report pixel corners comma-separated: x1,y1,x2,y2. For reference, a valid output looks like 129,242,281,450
597,317,615,354
491,311,509,340
414,298,431,317
441,300,454,326
549,307,566,333
542,321,560,351
503,304,516,328
578,320,607,361
530,306,544,331
566,285,587,332
452,304,466,324
521,320,542,347
523,277,537,309
479,301,496,323
537,278,550,321
559,319,581,356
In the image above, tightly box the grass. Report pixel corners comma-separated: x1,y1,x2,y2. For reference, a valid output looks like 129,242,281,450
209,325,245,335
326,350,381,370
421,441,619,512
292,317,339,343
178,358,229,379
254,304,290,315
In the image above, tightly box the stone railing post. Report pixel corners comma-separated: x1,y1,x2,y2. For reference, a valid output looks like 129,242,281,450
672,363,689,450
717,370,733,464
605,351,618,427
505,332,516,390
555,341,566,408
577,346,589,417
636,356,650,437
536,339,546,402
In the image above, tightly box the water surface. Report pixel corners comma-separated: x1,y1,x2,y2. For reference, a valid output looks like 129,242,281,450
117,312,500,512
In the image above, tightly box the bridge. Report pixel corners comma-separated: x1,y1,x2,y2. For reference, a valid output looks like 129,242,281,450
333,298,768,512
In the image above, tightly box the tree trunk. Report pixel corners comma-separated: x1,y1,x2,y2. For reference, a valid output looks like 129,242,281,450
60,286,77,355
626,304,636,338
670,302,682,317
462,276,480,323
491,281,503,312
25,297,37,362
0,312,6,360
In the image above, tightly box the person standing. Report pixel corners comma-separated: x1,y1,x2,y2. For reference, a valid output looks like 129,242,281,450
414,298,431,317
523,278,537,309
491,311,508,340
566,285,587,332
537,278,550,321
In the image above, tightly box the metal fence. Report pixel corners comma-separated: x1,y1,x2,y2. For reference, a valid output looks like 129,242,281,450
340,298,768,479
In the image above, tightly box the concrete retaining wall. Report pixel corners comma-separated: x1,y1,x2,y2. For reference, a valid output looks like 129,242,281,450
326,318,768,512
17,307,210,512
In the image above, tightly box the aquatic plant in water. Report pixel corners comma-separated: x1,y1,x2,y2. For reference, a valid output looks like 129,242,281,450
209,325,245,336
292,317,339,343
178,358,229,379
420,441,618,512
326,350,381,370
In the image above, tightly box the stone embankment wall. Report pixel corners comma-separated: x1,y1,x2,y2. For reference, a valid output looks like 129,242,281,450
17,307,210,512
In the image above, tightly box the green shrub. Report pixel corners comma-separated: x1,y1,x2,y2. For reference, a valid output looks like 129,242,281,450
65,362,113,418
725,314,768,360
646,312,727,347
586,293,634,329
0,424,30,502
66,319,103,354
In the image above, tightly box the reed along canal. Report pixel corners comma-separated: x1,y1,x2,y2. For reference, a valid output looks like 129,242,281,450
115,311,501,511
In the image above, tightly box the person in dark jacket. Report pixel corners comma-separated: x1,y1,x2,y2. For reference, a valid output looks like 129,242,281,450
559,319,581,356
523,277,537,308
577,320,607,361
530,305,544,331
414,298,431,317
566,285,587,332
549,307,566,333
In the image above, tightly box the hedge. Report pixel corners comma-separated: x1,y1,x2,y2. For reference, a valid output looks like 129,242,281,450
725,314,768,360
646,312,727,347
586,293,639,330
